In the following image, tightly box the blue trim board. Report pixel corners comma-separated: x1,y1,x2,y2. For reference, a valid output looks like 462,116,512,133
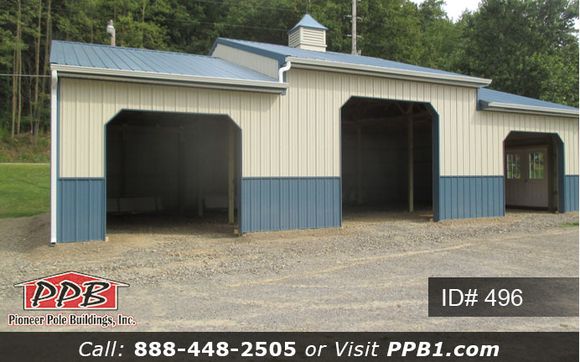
438,176,505,220
558,140,566,212
57,178,106,242
241,177,341,233
430,106,440,221
564,175,579,212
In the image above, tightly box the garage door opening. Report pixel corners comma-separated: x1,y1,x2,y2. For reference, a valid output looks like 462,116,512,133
106,111,241,235
341,97,437,221
504,131,564,212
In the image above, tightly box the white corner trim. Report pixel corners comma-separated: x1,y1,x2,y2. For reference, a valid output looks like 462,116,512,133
50,70,58,244
287,57,492,88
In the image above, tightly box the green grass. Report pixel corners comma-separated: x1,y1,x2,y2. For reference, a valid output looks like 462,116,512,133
0,163,50,218
561,221,579,227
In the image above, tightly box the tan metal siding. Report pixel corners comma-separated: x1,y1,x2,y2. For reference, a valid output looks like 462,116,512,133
212,44,279,79
476,110,579,175
59,69,578,180
60,78,282,178
285,68,578,177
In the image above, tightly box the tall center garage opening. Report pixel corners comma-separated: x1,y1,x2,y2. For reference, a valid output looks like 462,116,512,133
106,111,241,236
341,97,437,220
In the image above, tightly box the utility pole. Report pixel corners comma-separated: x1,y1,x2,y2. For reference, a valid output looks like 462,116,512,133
351,0,357,55
348,0,361,55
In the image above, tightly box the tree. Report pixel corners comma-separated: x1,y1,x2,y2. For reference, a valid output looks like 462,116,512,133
11,0,22,137
0,0,578,139
33,0,42,137
357,0,423,63
415,0,462,70
454,0,579,106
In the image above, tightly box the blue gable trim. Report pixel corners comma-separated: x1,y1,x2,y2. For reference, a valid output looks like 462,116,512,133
241,177,341,233
438,176,505,220
57,178,106,242
564,175,579,212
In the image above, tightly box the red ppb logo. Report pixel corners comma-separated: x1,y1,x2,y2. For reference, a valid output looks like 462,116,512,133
15,272,128,310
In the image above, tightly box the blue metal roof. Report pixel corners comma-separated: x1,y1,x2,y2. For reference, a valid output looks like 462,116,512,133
50,40,577,116
215,38,472,78
289,14,328,32
478,88,578,113
50,40,277,82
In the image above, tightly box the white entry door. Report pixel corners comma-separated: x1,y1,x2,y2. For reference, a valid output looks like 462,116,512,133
505,146,549,208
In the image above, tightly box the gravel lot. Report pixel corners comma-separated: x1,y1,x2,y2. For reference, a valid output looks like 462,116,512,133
0,210,578,331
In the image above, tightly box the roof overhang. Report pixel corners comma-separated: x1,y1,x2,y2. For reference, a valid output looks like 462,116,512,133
287,57,492,88
50,64,288,94
479,100,579,118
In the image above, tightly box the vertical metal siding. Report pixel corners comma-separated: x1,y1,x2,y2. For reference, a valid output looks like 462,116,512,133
241,177,340,233
438,176,504,220
212,44,279,80
59,69,579,180
57,178,105,242
565,175,579,212
57,66,578,239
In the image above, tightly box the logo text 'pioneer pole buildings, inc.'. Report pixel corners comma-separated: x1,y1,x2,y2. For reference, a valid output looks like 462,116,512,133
15,272,129,310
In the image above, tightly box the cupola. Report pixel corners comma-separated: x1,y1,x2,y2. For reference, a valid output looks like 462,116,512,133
288,14,327,52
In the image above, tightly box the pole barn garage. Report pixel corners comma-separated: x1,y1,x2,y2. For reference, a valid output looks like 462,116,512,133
49,15,579,243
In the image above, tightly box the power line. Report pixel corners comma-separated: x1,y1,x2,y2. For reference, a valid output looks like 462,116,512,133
0,74,50,77
185,0,295,12
162,19,288,32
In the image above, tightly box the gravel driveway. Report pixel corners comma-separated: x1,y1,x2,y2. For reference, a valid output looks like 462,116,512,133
0,210,577,331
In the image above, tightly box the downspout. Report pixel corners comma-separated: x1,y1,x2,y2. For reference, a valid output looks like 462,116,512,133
50,69,58,245
278,60,292,84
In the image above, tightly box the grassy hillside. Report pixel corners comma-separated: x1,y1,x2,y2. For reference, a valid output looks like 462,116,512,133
0,163,50,218
0,132,50,163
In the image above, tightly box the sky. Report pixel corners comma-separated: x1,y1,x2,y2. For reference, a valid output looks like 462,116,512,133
410,0,481,21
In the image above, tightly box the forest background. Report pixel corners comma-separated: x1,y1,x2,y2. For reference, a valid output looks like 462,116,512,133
0,0,577,158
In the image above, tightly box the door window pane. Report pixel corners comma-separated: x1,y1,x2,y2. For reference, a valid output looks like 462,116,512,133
529,151,545,179
506,153,520,179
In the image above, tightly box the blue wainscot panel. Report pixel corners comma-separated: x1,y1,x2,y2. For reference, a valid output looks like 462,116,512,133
57,178,106,242
564,175,579,212
438,176,504,220
241,177,341,233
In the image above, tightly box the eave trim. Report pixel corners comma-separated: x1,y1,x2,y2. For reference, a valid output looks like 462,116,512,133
480,101,579,118
286,57,492,88
50,64,288,93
